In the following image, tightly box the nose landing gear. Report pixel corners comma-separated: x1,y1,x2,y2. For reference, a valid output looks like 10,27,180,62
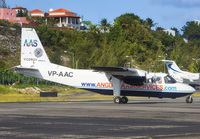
186,95,193,103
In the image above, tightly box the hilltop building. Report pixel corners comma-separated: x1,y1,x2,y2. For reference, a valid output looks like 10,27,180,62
28,9,45,17
163,29,175,36
0,8,29,24
195,19,200,25
0,6,82,30
46,8,81,30
11,6,26,14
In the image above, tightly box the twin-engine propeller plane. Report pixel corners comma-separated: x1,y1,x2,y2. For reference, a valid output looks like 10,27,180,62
12,28,196,104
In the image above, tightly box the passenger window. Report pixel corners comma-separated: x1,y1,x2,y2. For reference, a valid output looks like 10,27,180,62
147,78,152,83
156,77,162,84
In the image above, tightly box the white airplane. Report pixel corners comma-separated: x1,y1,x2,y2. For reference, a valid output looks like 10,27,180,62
162,60,200,88
12,28,196,103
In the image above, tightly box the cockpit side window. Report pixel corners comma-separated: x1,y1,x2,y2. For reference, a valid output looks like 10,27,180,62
164,75,177,84
155,77,162,84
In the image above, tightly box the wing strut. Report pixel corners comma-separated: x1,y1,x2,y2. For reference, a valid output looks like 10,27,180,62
113,77,121,97
113,77,125,104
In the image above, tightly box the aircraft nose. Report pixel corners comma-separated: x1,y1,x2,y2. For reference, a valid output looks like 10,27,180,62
178,83,196,93
187,85,196,93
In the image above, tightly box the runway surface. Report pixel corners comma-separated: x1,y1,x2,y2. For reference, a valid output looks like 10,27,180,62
0,97,200,139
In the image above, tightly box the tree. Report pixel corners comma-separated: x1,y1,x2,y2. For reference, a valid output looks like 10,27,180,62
0,59,6,71
47,17,58,26
114,13,142,26
89,23,98,33
0,0,7,8
50,49,63,65
145,18,157,29
23,13,200,72
99,18,111,33
83,21,91,29
156,26,164,31
171,27,180,36
182,21,200,41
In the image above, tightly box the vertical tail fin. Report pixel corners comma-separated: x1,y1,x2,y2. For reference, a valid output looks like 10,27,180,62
21,28,50,67
162,60,182,74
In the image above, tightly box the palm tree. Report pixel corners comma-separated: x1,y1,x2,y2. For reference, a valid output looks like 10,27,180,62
145,18,157,29
89,24,98,33
99,18,111,33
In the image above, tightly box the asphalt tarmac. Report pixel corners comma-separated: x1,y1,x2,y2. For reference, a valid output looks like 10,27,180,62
0,97,200,139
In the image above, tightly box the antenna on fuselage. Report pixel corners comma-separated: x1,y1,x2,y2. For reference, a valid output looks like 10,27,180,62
152,65,154,72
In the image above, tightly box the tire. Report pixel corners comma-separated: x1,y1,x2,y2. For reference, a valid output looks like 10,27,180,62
121,96,128,104
114,97,121,104
186,96,193,103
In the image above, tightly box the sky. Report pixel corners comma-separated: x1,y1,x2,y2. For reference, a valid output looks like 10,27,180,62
5,0,200,31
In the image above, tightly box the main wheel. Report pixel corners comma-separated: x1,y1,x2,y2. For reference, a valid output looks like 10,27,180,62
114,97,121,104
186,96,193,103
121,96,128,104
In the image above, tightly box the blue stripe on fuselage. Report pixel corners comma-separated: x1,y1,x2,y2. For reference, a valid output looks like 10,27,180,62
80,88,192,98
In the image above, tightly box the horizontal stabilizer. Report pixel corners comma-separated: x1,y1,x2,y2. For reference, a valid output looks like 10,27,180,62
11,66,42,79
11,66,39,71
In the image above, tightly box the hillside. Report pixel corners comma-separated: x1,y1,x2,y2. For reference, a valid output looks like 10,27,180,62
0,21,21,70
1,13,200,73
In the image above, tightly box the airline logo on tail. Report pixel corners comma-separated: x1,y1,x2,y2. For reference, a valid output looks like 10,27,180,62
23,39,43,58
168,64,182,73
34,48,43,58
24,39,38,47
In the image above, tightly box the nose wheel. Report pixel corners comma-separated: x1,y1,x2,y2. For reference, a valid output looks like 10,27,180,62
186,95,193,103
114,96,128,104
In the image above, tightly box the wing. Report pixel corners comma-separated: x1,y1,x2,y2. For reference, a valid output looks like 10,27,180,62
91,66,146,86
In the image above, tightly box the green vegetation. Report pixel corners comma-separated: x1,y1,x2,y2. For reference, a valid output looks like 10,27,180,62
0,21,21,71
0,85,21,94
0,0,200,73
0,9,200,73
1,11,200,78
26,13,200,73
0,85,111,102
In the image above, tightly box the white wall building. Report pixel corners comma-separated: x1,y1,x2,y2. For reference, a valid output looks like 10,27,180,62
28,9,45,17
11,6,26,14
46,8,81,30
195,19,200,25
163,29,176,36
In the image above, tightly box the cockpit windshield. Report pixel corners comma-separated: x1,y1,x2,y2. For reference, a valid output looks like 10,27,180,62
164,75,177,84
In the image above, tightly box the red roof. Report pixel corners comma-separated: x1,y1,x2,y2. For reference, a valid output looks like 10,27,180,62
12,6,26,10
48,8,74,14
29,9,45,13
46,14,80,18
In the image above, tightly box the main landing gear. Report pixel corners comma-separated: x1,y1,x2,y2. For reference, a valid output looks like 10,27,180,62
114,96,128,104
186,95,193,103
